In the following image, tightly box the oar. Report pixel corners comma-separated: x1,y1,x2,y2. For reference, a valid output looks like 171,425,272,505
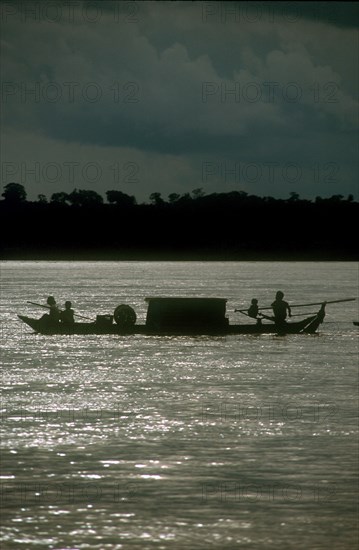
251,297,356,311
235,309,254,317
27,301,93,321
235,309,273,322
289,312,319,317
236,308,319,319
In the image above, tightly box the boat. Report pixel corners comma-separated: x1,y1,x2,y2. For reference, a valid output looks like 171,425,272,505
18,297,326,336
353,321,359,326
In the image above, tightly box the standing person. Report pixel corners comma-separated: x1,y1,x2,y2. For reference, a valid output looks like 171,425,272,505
60,301,75,324
271,291,291,324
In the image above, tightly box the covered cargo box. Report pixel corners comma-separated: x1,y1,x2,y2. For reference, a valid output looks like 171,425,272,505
145,297,228,330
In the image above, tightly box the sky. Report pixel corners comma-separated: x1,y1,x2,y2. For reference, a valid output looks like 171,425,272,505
1,1,358,202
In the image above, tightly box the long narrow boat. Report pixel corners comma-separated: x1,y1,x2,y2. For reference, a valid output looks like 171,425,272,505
18,297,326,336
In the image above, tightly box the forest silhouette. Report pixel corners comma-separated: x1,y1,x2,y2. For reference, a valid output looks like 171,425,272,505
1,183,357,260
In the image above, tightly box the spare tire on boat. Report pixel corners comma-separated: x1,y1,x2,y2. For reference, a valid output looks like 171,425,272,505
114,304,137,328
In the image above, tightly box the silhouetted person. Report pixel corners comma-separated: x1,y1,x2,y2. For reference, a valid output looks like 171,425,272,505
40,296,60,324
271,291,291,324
248,298,259,319
60,301,75,324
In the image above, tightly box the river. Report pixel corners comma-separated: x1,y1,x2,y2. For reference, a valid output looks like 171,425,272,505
1,261,358,549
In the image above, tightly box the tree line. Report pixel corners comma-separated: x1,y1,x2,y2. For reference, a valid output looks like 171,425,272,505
1,182,358,260
1,182,356,207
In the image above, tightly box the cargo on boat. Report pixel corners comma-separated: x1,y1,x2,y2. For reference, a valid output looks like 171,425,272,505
18,297,326,336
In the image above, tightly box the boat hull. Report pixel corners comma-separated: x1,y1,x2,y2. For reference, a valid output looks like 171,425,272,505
18,313,324,336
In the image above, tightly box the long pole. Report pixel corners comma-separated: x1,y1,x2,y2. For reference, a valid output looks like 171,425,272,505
26,301,93,321
27,301,49,310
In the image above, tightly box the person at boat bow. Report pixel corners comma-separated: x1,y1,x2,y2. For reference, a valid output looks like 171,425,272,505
271,291,291,324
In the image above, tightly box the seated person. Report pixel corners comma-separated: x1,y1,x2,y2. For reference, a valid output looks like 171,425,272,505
60,301,75,324
248,298,259,319
41,296,60,324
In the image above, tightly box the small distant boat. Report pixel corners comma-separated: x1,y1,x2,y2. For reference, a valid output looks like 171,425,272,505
353,321,359,326
18,297,326,336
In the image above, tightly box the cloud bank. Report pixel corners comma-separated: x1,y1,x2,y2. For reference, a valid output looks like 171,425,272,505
1,1,358,200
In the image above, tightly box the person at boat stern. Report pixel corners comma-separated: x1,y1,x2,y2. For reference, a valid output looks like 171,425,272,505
271,291,291,325
60,301,75,324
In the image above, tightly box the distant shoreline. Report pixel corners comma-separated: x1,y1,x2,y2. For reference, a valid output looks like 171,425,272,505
1,190,357,262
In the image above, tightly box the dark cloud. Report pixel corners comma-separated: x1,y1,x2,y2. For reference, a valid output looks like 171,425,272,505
1,1,358,200
267,1,359,28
